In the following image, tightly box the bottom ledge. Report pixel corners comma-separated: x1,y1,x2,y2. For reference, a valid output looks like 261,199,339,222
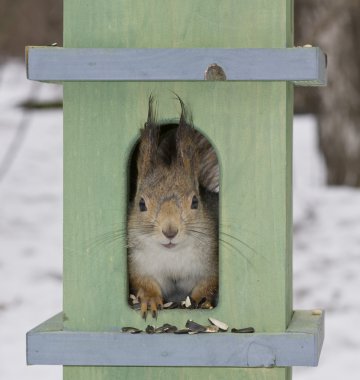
27,310,324,368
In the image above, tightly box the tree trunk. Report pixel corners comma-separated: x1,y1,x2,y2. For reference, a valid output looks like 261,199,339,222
295,0,360,186
0,0,62,57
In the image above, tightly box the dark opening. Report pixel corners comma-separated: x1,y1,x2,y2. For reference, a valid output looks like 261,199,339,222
127,122,219,316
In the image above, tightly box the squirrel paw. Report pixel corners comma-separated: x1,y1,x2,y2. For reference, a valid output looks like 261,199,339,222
190,277,218,308
137,288,163,319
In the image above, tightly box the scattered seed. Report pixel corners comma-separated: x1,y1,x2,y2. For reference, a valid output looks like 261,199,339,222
185,296,192,308
167,302,181,309
208,317,229,332
122,327,142,334
163,302,173,309
163,323,178,333
205,325,219,333
231,327,255,333
197,297,207,307
174,328,191,334
154,324,178,333
132,303,141,310
312,309,322,316
145,325,155,334
185,320,207,333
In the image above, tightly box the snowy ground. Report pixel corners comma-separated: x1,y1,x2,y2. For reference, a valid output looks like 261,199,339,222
1,61,360,379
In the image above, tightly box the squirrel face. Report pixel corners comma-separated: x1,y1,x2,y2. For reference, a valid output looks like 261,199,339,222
130,165,202,250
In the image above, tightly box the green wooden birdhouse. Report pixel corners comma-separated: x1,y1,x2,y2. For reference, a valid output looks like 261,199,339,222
26,1,326,379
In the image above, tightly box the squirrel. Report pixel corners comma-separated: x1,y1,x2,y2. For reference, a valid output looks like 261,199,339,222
127,95,219,318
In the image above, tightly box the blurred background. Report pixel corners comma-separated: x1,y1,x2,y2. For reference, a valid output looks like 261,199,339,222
0,0,359,379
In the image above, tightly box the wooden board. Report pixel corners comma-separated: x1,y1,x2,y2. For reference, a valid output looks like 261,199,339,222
62,0,294,379
26,47,326,85
27,310,324,367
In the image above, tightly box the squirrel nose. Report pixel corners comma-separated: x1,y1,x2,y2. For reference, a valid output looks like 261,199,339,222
162,227,178,240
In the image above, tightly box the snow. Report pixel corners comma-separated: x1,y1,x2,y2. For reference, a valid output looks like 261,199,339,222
1,61,360,379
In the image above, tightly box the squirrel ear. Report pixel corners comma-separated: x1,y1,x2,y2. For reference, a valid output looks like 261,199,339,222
175,95,198,176
137,95,159,178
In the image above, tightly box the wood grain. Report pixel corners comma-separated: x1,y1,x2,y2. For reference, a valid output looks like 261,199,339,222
63,0,294,379
27,311,324,367
26,47,326,85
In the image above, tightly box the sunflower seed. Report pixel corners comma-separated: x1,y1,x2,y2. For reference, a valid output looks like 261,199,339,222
131,303,141,310
185,296,192,308
208,317,229,332
162,323,178,333
185,320,207,333
231,327,255,333
312,309,322,316
145,325,155,334
174,328,191,334
121,327,142,334
205,325,219,333
170,302,181,309
154,324,178,333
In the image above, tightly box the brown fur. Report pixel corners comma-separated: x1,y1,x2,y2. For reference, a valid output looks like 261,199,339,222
128,95,219,318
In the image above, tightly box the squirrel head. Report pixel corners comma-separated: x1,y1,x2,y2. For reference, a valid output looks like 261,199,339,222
129,95,205,250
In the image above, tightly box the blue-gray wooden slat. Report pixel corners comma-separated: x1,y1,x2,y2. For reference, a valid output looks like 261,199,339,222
26,47,326,85
26,310,324,367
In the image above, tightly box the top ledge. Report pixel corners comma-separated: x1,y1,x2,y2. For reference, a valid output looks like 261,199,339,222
26,46,326,86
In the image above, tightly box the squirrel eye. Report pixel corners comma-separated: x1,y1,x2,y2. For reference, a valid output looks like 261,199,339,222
139,198,147,212
191,195,199,210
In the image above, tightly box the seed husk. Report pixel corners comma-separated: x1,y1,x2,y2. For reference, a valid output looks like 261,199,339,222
163,323,178,333
231,327,255,333
122,327,142,334
205,325,219,333
185,296,192,308
185,320,207,333
164,301,181,309
154,323,178,333
197,297,207,307
131,303,141,310
145,325,155,334
174,328,191,334
208,317,229,332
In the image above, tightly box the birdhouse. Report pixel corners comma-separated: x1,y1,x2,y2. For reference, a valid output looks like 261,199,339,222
26,0,326,379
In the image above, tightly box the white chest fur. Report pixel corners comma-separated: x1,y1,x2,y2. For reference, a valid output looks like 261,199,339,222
129,235,212,299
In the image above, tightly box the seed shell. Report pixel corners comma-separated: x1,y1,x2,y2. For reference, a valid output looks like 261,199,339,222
208,317,229,332
145,325,155,334
121,327,142,334
185,296,192,308
231,327,255,333
205,325,219,333
174,328,191,334
185,320,207,333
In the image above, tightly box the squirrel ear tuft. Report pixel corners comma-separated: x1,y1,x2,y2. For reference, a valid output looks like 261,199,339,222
137,95,159,177
175,95,198,176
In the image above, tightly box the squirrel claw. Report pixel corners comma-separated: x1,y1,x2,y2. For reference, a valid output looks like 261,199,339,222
138,292,163,319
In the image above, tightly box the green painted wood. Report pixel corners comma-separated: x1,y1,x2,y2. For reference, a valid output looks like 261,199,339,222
63,1,293,379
